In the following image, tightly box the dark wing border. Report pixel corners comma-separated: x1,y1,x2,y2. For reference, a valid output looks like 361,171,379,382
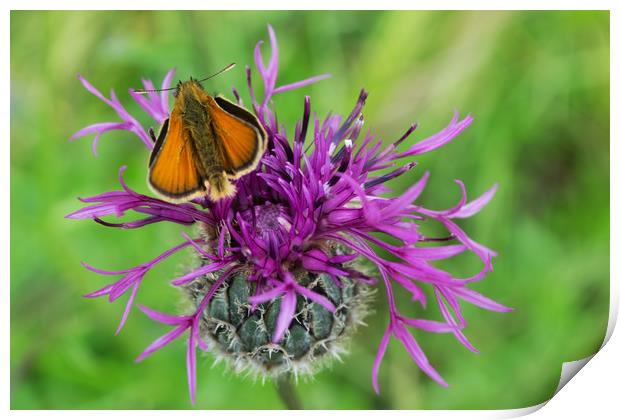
148,118,170,167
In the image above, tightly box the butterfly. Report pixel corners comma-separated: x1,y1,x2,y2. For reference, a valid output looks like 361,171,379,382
145,64,267,202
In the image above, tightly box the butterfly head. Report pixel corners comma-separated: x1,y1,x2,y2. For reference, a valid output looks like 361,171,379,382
173,78,206,100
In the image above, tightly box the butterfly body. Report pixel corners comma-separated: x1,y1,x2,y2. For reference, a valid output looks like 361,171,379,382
148,78,266,202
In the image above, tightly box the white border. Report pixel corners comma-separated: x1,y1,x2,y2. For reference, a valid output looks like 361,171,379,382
5,1,617,418
0,0,616,10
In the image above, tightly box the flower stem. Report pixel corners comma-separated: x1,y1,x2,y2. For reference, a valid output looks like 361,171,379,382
275,374,302,410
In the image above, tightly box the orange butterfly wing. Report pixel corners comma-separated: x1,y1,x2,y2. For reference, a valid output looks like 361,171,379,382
148,109,206,201
209,96,267,179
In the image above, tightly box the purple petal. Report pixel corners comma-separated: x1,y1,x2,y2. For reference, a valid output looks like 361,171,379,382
266,24,279,91
301,250,348,277
108,273,141,301
115,281,140,335
77,74,115,107
292,283,336,313
171,261,231,286
393,322,448,387
452,287,513,312
197,335,209,352
400,244,467,260
180,232,217,260
273,74,331,94
273,289,296,343
194,265,238,315
248,283,286,305
83,283,114,298
187,326,197,405
75,74,153,150
372,325,392,394
395,112,473,157
160,67,176,114
450,183,498,218
70,122,127,140
129,89,164,123
128,70,174,124
81,261,135,276
135,323,189,362
254,40,268,85
137,304,192,325
399,317,458,333
437,217,498,264
435,289,478,353
380,171,430,219
70,122,129,156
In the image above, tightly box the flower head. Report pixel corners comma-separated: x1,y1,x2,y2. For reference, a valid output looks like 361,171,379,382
69,25,511,405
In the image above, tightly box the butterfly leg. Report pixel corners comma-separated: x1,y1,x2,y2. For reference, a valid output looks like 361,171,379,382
149,127,157,143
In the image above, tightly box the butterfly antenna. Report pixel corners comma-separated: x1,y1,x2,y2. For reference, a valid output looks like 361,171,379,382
133,86,177,94
133,63,236,94
198,63,236,83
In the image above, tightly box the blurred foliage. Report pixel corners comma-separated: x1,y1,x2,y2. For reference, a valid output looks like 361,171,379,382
10,10,609,409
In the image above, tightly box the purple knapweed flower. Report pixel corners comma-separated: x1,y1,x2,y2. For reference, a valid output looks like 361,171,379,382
68,25,511,405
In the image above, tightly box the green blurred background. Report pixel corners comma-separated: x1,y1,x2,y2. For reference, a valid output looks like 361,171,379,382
10,11,610,409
